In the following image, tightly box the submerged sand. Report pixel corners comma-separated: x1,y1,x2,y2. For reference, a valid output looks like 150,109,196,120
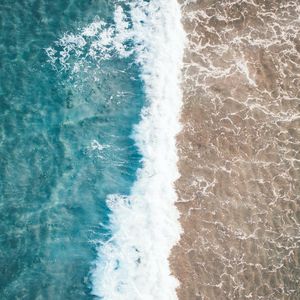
170,1,300,299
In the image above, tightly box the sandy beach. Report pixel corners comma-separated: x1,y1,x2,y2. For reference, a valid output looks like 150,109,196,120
170,1,300,299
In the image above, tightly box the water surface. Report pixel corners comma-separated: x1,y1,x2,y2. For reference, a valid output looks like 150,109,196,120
0,1,144,299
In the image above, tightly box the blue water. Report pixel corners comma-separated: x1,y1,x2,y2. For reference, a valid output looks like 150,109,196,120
0,1,144,299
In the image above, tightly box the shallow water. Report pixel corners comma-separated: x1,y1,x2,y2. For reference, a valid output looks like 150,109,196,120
0,1,144,299
171,1,300,299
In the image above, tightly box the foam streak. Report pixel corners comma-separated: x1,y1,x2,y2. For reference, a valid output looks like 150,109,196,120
91,1,185,299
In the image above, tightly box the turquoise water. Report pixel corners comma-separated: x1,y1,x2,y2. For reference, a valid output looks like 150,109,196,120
0,1,144,299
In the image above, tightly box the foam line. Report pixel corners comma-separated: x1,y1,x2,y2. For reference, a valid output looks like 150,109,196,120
91,1,185,299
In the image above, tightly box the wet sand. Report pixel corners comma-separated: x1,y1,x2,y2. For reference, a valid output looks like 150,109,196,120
170,1,300,299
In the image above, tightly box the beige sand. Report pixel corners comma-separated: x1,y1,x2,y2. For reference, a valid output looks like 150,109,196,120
170,1,300,299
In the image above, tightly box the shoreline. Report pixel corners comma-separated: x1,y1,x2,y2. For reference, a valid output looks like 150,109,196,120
170,1,300,299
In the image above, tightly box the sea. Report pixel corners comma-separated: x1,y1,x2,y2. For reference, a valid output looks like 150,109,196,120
0,1,184,300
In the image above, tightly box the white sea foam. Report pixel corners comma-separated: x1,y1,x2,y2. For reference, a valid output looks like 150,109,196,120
91,2,185,299
46,1,185,299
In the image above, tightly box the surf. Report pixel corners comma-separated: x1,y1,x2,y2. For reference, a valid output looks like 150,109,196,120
46,1,185,299
91,1,185,299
